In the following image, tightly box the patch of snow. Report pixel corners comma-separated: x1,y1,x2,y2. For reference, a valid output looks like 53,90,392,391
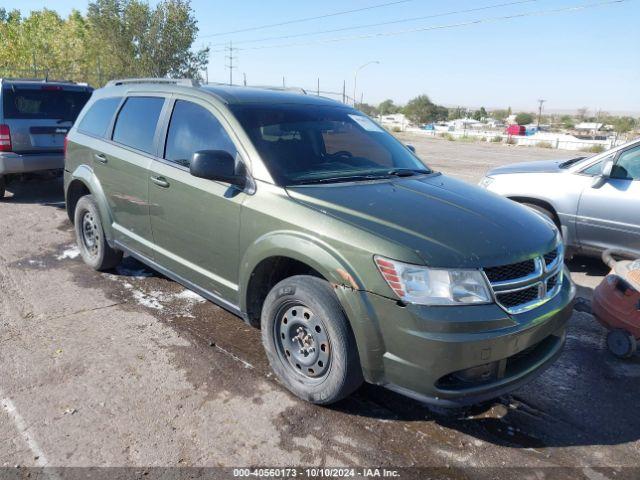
57,245,80,260
173,289,206,303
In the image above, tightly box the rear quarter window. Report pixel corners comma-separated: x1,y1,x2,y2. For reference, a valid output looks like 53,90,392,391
2,87,91,121
77,97,122,137
112,97,165,155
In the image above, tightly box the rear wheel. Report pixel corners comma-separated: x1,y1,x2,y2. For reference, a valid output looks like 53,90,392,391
606,329,637,359
261,275,363,404
0,176,5,199
74,195,122,271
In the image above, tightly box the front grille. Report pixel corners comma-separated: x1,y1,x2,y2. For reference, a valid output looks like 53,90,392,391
544,249,558,266
484,245,563,314
484,259,536,283
496,285,539,308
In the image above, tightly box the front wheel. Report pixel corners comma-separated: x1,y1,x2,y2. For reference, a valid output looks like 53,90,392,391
74,195,123,271
261,275,363,404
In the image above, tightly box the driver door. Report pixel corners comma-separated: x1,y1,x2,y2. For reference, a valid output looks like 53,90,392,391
576,143,640,254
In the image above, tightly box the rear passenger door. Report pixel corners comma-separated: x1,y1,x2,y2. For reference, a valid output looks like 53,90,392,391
148,97,246,305
95,95,167,258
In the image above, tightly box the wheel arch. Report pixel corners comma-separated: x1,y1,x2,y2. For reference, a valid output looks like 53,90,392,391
239,232,362,327
65,165,115,243
508,196,562,229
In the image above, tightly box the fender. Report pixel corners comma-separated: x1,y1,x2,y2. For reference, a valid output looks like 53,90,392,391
67,164,116,245
238,230,387,381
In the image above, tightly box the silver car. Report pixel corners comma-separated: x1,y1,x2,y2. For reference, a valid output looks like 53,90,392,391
480,138,640,257
0,78,92,198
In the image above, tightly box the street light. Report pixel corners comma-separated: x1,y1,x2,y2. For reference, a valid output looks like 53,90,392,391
353,60,380,108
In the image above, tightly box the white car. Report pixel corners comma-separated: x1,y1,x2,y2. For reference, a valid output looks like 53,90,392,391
480,139,640,257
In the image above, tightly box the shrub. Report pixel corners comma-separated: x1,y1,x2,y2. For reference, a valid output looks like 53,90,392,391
392,126,402,133
536,141,553,149
506,136,517,145
491,135,503,143
439,132,455,141
581,144,606,153
458,135,476,142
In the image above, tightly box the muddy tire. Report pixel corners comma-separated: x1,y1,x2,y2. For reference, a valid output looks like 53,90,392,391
74,195,122,271
606,329,636,359
261,275,363,405
0,176,5,199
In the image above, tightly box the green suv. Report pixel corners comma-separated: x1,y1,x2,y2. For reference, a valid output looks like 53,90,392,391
64,78,575,406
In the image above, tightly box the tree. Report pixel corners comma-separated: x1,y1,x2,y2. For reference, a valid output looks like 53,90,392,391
0,1,209,85
491,109,509,121
378,99,400,115
473,106,487,121
515,113,534,125
607,116,637,134
358,103,379,117
560,115,575,129
576,107,589,121
403,95,448,125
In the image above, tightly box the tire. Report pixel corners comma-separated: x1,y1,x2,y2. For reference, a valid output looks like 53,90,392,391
261,275,363,404
74,195,122,271
0,176,5,199
522,202,560,230
606,329,637,359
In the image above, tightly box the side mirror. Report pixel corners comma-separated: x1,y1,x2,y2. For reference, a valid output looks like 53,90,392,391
406,144,416,153
591,160,614,188
190,150,245,187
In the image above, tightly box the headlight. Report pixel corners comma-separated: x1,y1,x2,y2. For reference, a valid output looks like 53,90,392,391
478,176,495,188
374,256,492,306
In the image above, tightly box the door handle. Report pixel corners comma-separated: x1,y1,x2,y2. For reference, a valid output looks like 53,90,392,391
150,176,170,188
94,153,108,164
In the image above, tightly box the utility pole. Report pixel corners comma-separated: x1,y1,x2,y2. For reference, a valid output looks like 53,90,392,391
243,72,247,86
342,80,346,104
317,78,320,96
537,99,546,129
282,76,286,88
225,41,237,86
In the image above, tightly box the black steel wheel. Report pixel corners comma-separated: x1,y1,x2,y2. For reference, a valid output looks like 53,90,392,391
74,195,122,271
261,275,363,404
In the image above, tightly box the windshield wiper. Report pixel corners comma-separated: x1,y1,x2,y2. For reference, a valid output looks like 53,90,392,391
559,157,586,168
387,168,431,177
292,174,390,185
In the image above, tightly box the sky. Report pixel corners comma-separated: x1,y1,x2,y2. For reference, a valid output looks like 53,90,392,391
13,0,640,114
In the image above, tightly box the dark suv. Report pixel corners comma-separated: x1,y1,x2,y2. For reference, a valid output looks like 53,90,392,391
0,78,92,198
64,78,575,406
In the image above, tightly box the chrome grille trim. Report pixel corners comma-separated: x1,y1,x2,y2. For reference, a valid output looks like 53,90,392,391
484,244,564,315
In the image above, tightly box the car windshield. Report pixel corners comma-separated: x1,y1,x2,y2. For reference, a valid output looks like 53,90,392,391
230,104,431,185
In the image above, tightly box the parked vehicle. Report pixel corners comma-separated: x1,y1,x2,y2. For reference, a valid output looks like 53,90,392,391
480,139,640,258
64,78,575,406
0,78,93,198
506,124,525,136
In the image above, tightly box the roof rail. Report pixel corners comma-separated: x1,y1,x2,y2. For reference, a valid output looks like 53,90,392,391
106,78,199,87
0,77,78,84
205,82,307,95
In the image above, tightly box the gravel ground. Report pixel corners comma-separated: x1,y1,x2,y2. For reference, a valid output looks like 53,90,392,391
0,140,637,478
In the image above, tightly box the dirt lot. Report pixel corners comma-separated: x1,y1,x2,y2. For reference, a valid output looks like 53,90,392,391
1,139,638,478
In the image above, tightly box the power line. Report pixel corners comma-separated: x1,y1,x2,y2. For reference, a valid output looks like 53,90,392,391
198,0,415,38
207,0,538,48
209,0,631,53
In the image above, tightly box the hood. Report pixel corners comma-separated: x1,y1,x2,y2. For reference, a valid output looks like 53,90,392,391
487,158,580,176
286,174,558,269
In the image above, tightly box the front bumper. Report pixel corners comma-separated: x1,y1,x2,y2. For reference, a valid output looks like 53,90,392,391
0,151,64,175
345,267,575,407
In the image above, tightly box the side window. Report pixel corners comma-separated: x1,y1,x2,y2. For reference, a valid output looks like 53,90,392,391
112,97,165,154
164,100,237,167
612,145,640,180
77,97,122,137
